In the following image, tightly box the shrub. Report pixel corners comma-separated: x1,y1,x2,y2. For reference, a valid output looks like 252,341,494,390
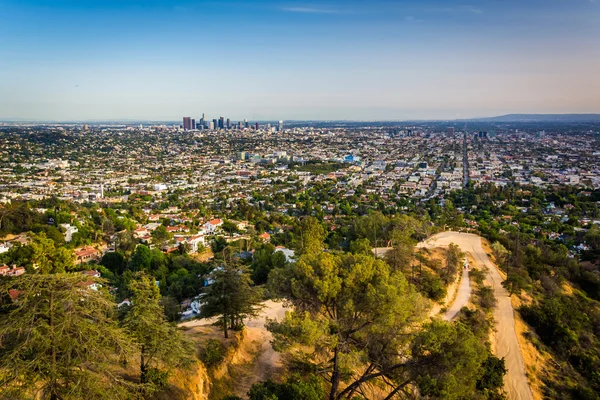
420,270,446,301
478,286,496,311
199,339,226,368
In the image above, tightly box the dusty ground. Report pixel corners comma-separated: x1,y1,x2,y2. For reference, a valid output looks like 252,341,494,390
424,232,534,400
191,248,215,263
444,267,470,321
180,300,288,398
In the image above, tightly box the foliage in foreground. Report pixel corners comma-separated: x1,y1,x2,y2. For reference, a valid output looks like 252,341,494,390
267,244,498,399
0,274,134,400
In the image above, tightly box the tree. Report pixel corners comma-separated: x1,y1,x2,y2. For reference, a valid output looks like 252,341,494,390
129,244,152,272
100,251,126,275
222,220,239,236
248,374,324,400
411,321,489,399
491,242,510,270
420,270,446,301
251,243,286,285
122,273,192,388
28,232,75,273
115,230,137,255
178,241,191,255
502,269,531,296
200,263,263,338
0,273,133,399
443,243,462,284
295,216,327,255
151,225,172,247
584,225,600,251
268,251,426,400
349,238,371,255
476,355,507,397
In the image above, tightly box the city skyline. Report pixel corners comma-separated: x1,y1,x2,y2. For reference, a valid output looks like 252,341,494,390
1,0,599,121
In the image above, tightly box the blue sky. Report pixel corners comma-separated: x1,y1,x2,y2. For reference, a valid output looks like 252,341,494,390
1,0,599,121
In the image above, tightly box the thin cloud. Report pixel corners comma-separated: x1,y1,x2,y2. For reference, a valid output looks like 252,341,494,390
280,6,341,14
464,6,483,14
404,16,423,23
428,5,484,15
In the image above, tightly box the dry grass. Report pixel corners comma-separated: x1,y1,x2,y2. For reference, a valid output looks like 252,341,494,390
512,311,551,400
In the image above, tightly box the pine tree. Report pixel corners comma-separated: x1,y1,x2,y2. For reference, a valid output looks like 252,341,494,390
200,263,263,338
0,273,133,400
122,273,193,389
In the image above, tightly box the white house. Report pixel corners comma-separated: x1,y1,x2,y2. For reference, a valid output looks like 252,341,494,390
187,235,206,253
60,224,79,243
204,218,223,234
0,243,10,254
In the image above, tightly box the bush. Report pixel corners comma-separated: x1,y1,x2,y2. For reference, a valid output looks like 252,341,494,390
420,270,446,301
199,339,226,368
478,286,496,311
476,355,507,395
142,367,169,388
248,374,324,400
470,268,486,285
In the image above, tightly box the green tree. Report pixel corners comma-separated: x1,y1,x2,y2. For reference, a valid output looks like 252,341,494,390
200,263,263,338
122,273,192,388
411,321,489,399
100,251,126,275
28,232,75,273
502,269,531,296
476,355,507,397
584,225,600,251
491,242,510,271
222,220,239,236
349,238,371,255
129,244,152,272
295,216,327,255
151,225,172,247
248,374,324,400
0,273,133,399
443,243,462,284
251,244,287,285
268,251,425,400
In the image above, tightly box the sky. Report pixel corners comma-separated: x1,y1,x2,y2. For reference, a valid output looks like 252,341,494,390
1,0,599,121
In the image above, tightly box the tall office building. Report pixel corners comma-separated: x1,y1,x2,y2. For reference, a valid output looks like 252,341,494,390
212,119,218,130
191,119,196,130
226,118,230,129
244,119,249,128
209,121,215,130
219,116,225,129
447,127,455,137
278,120,284,132
255,122,259,130
183,117,191,131
199,113,205,128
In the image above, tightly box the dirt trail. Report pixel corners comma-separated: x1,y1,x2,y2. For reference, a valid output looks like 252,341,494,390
180,300,288,393
424,232,533,400
243,300,288,381
443,267,471,321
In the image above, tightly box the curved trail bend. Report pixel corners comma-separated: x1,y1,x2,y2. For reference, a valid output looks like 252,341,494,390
422,232,533,400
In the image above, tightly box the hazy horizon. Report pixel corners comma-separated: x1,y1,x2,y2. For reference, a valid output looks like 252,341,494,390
2,0,599,121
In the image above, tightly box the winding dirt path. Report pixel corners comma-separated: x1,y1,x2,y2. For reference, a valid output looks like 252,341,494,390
443,267,471,321
424,232,533,400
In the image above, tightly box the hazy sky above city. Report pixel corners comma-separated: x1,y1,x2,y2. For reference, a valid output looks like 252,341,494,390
1,0,599,121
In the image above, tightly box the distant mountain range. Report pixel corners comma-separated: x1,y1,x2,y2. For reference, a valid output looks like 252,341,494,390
467,114,600,123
